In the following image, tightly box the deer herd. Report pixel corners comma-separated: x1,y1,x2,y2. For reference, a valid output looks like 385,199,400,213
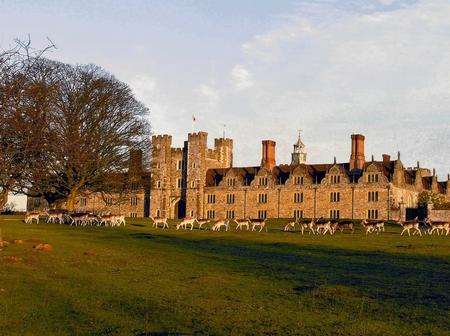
149,215,449,236
24,210,126,227
22,210,449,236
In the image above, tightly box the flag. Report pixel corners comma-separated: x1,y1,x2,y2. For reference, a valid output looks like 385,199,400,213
192,115,196,122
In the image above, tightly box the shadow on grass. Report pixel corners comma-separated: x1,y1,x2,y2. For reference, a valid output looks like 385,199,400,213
130,232,450,310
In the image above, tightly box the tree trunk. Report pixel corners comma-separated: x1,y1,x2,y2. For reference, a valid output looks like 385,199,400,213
0,188,8,211
66,189,78,212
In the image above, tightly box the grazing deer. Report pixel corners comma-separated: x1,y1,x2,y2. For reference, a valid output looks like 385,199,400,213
335,220,355,234
251,219,267,232
398,217,422,236
235,219,250,231
361,220,378,235
43,210,65,224
211,220,229,231
196,219,209,230
425,218,449,236
314,218,333,235
177,218,195,230
283,220,296,232
24,211,41,224
151,216,169,229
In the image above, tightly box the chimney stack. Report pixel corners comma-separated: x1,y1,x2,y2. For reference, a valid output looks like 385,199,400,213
383,154,390,165
129,148,143,174
261,140,276,171
349,134,365,170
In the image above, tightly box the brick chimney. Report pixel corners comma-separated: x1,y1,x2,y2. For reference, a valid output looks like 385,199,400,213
382,154,390,165
129,148,143,175
261,140,276,171
349,134,365,170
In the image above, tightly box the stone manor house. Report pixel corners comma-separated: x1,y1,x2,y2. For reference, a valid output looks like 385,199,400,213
28,131,449,220
150,131,449,221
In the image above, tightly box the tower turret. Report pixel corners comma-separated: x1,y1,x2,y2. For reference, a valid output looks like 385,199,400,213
291,130,307,165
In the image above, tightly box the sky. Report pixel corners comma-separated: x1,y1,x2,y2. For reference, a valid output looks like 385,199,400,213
0,0,449,178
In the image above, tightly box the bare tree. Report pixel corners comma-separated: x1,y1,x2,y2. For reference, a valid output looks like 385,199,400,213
0,38,56,209
1,39,151,210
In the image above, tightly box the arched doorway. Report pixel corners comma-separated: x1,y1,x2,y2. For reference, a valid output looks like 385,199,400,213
170,197,185,219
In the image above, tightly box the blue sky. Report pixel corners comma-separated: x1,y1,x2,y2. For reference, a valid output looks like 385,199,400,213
0,0,449,177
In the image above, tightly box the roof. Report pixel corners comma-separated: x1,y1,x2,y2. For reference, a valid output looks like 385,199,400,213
204,159,448,194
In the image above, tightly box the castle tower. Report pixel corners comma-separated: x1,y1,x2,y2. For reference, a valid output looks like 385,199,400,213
214,137,233,168
185,132,208,218
150,134,173,218
291,130,307,165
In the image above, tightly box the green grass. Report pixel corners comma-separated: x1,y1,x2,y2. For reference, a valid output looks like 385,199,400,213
0,216,449,336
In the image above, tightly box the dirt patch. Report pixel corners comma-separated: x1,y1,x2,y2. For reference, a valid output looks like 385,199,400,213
84,250,97,256
34,243,53,252
3,255,22,263
12,239,24,245
0,240,10,248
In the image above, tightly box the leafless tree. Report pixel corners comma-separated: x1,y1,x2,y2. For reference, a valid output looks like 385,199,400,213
1,38,151,210
0,37,56,209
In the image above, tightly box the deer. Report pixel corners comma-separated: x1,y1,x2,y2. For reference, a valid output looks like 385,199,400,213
151,216,169,229
235,219,250,231
211,220,229,231
314,218,333,235
196,219,209,230
24,211,41,224
251,219,267,232
398,217,422,236
176,217,195,230
283,219,296,232
361,220,378,235
425,218,449,236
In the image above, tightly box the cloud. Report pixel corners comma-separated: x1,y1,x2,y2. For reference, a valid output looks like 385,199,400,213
230,64,254,90
224,0,450,175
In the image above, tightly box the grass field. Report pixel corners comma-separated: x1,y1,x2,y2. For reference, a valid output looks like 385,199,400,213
0,216,449,336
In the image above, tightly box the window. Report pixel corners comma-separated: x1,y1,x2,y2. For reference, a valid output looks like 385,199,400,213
330,192,340,202
226,194,235,204
156,181,161,188
226,210,235,219
191,181,196,188
177,178,182,189
106,198,113,206
295,176,304,185
34,198,41,207
368,174,379,183
258,193,268,204
190,210,194,217
257,210,267,220
368,209,379,219
131,196,138,206
130,182,139,190
80,198,87,207
294,192,304,203
259,177,268,186
192,162,197,168
331,175,341,184
368,191,379,202
207,210,215,219
130,212,138,218
156,209,161,218
294,210,304,219
177,160,182,170
330,210,340,219
207,194,216,204
227,178,236,187
156,163,161,169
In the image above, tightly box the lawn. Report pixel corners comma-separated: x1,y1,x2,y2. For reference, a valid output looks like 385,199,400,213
0,216,449,336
